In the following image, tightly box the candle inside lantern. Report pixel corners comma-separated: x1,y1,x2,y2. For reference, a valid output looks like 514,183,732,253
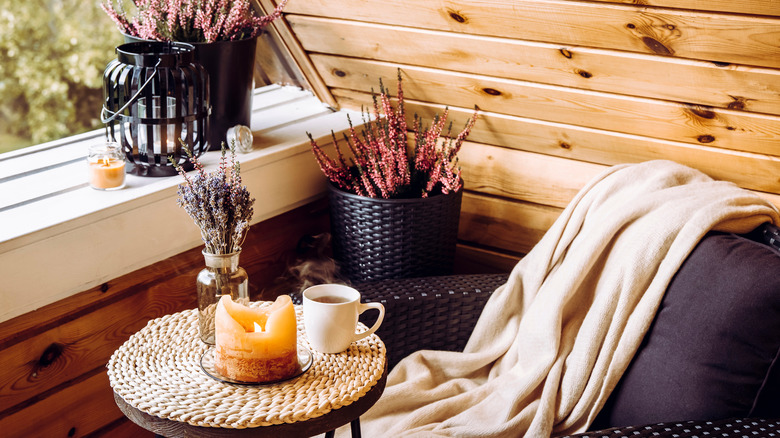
161,139,176,155
138,96,176,155
87,142,126,190
214,294,299,383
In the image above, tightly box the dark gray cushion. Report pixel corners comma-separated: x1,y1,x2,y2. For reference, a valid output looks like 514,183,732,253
592,224,780,430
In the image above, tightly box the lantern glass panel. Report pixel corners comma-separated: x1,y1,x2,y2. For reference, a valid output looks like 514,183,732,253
138,96,177,155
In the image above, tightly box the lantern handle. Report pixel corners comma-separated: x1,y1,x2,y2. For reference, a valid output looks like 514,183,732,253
101,59,162,124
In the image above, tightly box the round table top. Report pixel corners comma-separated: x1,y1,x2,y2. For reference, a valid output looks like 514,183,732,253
108,303,387,437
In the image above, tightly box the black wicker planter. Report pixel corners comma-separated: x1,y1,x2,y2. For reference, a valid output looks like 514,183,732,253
328,183,463,282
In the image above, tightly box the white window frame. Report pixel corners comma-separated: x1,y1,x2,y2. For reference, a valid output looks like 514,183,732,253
0,85,357,323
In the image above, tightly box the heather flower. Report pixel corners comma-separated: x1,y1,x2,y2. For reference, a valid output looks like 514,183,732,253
172,142,255,254
309,70,478,199
102,0,288,43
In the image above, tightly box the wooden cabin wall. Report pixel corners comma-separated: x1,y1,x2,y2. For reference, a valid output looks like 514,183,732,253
281,0,780,271
3,2,778,434
0,201,329,437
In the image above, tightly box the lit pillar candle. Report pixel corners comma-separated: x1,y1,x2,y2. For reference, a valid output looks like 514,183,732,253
214,294,298,382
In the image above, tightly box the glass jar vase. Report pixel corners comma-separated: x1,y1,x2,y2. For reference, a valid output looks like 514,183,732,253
197,250,249,344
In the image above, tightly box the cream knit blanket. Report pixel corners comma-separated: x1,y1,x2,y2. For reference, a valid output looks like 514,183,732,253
350,160,779,437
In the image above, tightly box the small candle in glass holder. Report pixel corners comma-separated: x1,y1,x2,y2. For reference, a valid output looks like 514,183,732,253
88,142,126,190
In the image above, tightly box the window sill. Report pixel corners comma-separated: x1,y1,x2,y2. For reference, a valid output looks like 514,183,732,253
0,85,357,323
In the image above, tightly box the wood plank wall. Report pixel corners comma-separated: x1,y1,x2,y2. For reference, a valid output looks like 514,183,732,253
0,201,329,437
3,2,778,434
281,0,780,271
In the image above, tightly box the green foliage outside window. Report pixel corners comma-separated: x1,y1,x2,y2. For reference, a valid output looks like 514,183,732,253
0,1,122,153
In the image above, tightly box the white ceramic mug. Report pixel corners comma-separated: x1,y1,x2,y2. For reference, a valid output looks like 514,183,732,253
303,284,385,354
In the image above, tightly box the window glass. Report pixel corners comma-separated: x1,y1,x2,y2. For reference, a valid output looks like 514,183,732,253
0,2,308,156
0,1,122,154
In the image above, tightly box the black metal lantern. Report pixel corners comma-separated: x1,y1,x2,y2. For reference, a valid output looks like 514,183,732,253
102,42,210,177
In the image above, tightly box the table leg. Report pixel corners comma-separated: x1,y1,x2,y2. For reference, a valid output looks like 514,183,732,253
351,418,361,438
324,418,361,438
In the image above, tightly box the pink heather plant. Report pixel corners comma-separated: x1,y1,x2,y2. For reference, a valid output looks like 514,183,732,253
309,71,478,199
102,0,288,43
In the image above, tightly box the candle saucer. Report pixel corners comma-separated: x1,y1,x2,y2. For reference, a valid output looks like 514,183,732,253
200,345,313,385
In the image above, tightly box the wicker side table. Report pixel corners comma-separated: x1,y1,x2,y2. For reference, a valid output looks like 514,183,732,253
108,304,387,438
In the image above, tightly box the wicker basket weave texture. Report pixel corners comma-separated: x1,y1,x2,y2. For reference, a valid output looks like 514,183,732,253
107,304,386,429
356,273,509,369
564,418,780,437
328,184,463,282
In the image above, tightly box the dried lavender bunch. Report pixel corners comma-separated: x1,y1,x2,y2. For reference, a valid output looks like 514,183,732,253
101,0,288,43
309,70,478,199
172,142,255,254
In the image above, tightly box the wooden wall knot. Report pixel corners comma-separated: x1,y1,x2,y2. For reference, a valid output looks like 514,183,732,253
641,36,674,56
685,104,716,120
38,342,65,368
697,134,716,144
482,87,502,96
625,16,680,56
332,69,347,78
446,8,468,24
727,96,750,111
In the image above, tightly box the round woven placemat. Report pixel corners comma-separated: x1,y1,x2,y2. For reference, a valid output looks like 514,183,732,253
107,303,386,429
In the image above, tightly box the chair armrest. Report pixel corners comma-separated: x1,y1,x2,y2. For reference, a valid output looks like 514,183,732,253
355,274,509,370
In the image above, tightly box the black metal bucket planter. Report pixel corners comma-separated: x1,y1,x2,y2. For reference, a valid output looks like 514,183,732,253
191,36,257,150
327,183,463,282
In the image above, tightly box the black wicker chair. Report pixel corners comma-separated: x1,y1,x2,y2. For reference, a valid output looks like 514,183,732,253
289,223,780,436
349,272,780,437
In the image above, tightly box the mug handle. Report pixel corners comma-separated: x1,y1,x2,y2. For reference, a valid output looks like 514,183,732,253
354,302,385,341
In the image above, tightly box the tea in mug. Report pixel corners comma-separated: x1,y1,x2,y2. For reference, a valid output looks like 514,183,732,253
312,295,351,304
303,284,385,353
